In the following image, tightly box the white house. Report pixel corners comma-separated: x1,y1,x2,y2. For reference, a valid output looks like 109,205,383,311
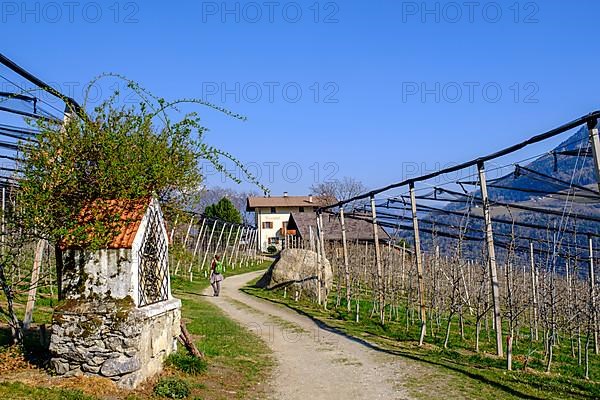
246,193,334,252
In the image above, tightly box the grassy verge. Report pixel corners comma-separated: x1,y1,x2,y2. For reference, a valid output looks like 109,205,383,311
168,260,274,400
0,382,97,400
0,260,273,400
243,281,600,400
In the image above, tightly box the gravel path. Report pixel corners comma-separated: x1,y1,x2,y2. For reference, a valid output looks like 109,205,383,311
204,270,416,400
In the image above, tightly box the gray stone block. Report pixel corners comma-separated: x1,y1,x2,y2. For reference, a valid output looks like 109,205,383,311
100,356,141,377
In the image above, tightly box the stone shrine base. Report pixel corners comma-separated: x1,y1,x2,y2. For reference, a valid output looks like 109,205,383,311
50,297,181,389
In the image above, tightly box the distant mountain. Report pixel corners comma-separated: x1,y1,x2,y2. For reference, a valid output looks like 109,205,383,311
415,126,600,270
488,126,596,202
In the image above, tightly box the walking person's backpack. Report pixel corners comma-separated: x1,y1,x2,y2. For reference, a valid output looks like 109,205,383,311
215,260,224,274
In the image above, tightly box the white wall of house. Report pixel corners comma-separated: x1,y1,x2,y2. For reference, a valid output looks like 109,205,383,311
255,206,316,252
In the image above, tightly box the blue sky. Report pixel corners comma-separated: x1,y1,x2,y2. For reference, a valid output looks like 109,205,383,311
2,0,599,195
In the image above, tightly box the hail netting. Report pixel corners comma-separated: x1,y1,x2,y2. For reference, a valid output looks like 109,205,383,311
312,111,600,373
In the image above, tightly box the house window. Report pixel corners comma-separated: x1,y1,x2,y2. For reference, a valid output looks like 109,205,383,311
262,221,273,229
299,207,305,213
271,207,276,213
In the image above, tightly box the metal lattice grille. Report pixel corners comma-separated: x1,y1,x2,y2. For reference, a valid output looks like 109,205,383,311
138,207,169,307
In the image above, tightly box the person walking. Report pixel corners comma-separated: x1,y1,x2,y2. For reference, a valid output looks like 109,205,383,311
210,254,225,297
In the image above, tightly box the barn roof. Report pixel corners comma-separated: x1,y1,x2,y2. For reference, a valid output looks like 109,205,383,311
246,195,335,211
62,197,152,249
287,212,390,242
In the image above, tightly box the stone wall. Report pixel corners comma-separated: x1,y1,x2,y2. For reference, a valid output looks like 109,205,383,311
50,297,181,388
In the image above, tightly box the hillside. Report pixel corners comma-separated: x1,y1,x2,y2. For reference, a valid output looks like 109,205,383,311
417,126,600,267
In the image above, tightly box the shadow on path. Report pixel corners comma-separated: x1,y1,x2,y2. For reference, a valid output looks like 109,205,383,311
240,289,558,400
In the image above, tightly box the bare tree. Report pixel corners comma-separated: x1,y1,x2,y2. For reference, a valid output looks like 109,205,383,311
310,177,367,203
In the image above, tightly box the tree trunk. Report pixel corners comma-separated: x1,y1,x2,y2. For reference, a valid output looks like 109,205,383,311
546,333,554,373
444,313,454,349
578,325,582,366
507,334,513,371
585,329,591,379
476,318,481,353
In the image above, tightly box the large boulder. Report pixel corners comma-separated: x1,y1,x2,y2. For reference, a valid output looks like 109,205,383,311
257,248,333,301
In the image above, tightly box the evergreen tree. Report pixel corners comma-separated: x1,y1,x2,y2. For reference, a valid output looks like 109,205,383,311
204,197,242,224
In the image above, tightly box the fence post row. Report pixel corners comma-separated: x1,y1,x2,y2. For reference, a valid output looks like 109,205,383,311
188,217,207,280
234,226,246,269
226,225,241,266
199,219,218,276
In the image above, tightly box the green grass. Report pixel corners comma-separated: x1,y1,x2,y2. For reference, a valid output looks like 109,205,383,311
243,282,600,400
153,377,191,399
0,259,273,400
171,260,274,394
0,382,94,400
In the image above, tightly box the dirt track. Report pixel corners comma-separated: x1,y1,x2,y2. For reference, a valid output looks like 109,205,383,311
204,270,416,400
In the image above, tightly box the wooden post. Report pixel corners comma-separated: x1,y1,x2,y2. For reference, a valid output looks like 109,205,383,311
183,215,194,248
318,213,329,309
587,118,600,192
409,182,427,345
223,224,235,263
370,195,385,324
315,214,323,306
1,186,5,253
246,229,257,266
169,214,179,243
589,236,599,355
401,241,406,295
187,218,206,280
241,229,254,267
233,226,246,268
23,239,46,330
254,228,260,260
200,220,218,271
530,241,539,341
478,160,504,357
340,208,351,312
227,226,241,265
213,223,227,257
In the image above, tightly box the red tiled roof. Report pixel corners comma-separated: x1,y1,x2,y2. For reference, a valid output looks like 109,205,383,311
287,212,390,242
62,198,151,249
